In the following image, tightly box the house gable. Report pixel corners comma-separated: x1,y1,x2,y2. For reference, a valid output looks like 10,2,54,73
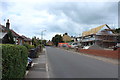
96,25,113,35
82,24,113,37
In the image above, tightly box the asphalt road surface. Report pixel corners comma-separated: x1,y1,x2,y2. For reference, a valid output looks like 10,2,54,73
46,46,118,78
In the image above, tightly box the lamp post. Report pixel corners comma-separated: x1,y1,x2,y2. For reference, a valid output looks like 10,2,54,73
41,30,46,45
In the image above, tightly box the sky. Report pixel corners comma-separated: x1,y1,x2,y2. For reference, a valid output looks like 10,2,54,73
0,0,119,40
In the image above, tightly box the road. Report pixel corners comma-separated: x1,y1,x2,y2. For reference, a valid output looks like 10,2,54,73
46,47,118,78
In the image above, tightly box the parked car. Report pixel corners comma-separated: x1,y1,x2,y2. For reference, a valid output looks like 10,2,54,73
70,42,81,48
28,48,38,58
27,57,33,70
113,43,120,50
67,42,72,48
62,44,68,47
113,46,120,50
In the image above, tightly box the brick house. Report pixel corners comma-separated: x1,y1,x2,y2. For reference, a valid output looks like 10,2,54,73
62,33,72,42
21,35,32,45
10,29,24,45
0,19,32,45
46,40,53,46
0,24,7,43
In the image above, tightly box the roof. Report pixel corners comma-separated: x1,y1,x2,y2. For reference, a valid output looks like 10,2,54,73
82,24,112,37
21,35,32,41
0,24,7,32
0,25,21,38
0,32,7,39
62,35,71,41
0,24,31,41
10,29,21,38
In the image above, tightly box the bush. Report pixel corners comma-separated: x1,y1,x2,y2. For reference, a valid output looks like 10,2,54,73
23,43,34,50
28,45,42,58
1,44,28,79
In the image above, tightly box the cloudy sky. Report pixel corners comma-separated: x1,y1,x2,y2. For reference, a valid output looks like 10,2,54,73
0,0,119,40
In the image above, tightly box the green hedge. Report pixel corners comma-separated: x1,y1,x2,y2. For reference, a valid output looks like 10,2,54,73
1,44,28,79
23,43,34,50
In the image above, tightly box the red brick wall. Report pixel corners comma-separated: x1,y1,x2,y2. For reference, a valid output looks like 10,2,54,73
79,49,120,59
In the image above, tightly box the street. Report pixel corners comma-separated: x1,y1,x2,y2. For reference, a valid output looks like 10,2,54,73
46,47,118,78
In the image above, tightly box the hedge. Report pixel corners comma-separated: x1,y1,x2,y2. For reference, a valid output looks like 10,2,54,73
23,43,34,50
0,45,2,80
1,44,28,79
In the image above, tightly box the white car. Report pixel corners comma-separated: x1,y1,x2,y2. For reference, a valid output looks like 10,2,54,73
70,42,81,48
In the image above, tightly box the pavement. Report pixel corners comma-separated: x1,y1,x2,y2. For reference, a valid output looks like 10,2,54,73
24,48,49,78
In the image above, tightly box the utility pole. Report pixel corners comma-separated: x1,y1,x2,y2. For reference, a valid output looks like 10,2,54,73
41,30,46,45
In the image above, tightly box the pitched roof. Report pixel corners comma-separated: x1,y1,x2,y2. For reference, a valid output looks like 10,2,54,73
10,29,22,38
0,24,21,37
0,32,7,39
82,24,112,36
0,24,31,41
0,24,7,32
21,35,32,41
62,35,71,41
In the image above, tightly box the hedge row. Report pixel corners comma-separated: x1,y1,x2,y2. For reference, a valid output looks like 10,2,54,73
28,45,42,58
1,44,28,79
23,43,34,50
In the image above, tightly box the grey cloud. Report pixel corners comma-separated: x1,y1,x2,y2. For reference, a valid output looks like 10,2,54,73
46,2,118,25
36,2,118,36
32,2,118,26
1,1,118,40
118,2,120,28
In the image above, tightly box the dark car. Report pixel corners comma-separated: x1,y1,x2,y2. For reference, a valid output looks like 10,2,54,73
27,57,33,70
113,46,120,50
114,43,120,50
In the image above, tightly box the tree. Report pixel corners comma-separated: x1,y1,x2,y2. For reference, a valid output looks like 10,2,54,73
2,30,15,44
64,33,68,35
114,28,120,43
52,34,63,47
114,28,120,33
42,40,47,45
32,37,38,47
32,38,34,45
32,36,47,47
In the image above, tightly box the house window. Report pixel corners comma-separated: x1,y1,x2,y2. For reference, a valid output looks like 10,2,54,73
13,38,16,41
20,40,22,45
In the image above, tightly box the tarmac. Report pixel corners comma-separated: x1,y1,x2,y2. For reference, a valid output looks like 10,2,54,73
60,47,118,65
24,47,118,79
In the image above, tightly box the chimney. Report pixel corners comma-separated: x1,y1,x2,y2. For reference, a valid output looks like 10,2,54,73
6,19,10,30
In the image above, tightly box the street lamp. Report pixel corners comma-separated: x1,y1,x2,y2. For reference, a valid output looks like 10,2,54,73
41,30,46,45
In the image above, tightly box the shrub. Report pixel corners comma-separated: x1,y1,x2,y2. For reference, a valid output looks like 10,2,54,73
1,44,28,79
23,43,34,50
2,30,15,44
28,45,42,58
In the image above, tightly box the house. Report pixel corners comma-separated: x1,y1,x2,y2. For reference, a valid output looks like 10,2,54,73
0,19,32,45
71,36,78,42
10,29,24,45
21,35,32,45
46,40,53,46
0,24,7,43
62,33,72,42
80,24,118,48
0,19,24,45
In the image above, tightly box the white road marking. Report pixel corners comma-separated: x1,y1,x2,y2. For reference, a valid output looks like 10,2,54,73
44,48,50,78
25,62,36,76
25,71,29,76
32,63,39,65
